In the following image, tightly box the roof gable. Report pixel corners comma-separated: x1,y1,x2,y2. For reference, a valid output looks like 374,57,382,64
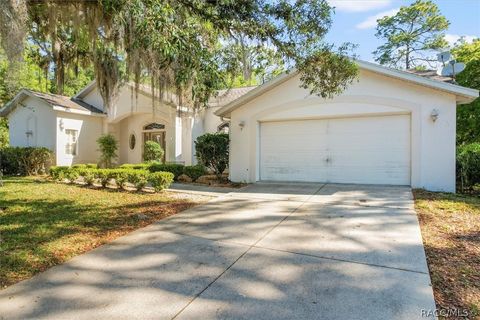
0,89,104,117
215,60,479,117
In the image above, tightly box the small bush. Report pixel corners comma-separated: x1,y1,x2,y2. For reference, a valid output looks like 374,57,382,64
96,169,112,187
183,165,207,181
195,133,229,177
127,169,149,191
64,168,79,183
149,163,184,180
49,166,70,181
97,134,118,168
148,172,174,191
119,163,150,170
109,169,129,189
457,143,480,191
0,147,53,175
76,168,96,186
143,141,164,162
72,164,97,169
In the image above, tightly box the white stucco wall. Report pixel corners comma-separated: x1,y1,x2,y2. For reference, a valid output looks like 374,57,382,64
117,113,176,164
55,112,103,166
229,69,458,192
8,96,56,150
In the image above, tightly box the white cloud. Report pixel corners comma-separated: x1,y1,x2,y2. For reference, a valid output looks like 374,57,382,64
355,8,399,29
328,0,392,12
445,34,478,47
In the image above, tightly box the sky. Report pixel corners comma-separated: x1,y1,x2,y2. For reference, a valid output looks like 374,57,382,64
324,0,480,62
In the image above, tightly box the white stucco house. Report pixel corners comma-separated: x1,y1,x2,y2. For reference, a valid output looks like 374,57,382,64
1,60,478,191
0,81,254,167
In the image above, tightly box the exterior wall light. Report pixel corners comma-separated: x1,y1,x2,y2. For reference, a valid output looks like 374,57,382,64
238,121,245,130
430,109,439,122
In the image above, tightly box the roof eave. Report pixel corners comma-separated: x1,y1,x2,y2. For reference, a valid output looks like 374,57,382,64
215,60,479,117
215,71,298,118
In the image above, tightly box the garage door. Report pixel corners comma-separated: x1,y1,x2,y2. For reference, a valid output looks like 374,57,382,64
259,115,411,185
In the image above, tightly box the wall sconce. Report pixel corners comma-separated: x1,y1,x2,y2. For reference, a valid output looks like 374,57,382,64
238,121,245,130
59,119,64,131
430,109,439,122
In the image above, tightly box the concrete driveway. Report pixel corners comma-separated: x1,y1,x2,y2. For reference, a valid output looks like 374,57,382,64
0,183,436,320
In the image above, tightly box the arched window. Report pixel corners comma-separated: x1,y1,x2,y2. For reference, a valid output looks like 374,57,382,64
143,123,165,130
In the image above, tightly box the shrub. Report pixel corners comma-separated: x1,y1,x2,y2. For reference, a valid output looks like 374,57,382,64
0,147,53,175
96,169,112,187
49,166,70,181
109,169,129,189
64,168,79,183
77,168,96,186
127,169,149,191
143,141,164,162
183,164,207,181
149,163,184,180
195,133,229,177
119,163,150,170
457,143,480,191
97,134,118,168
72,164,97,169
148,172,174,191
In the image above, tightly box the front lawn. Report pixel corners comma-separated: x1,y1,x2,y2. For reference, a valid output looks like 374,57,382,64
0,177,199,288
414,190,480,319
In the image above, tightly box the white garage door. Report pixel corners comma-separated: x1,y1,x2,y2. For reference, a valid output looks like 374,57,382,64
260,115,411,185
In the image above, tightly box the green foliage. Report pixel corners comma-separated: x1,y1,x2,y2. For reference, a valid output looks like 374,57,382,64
183,165,207,181
127,169,149,191
97,134,118,168
1,0,357,115
0,146,52,175
48,166,173,192
72,164,98,169
49,166,70,181
76,168,96,186
143,141,164,163
373,0,449,69
195,133,229,177
0,117,8,148
64,168,79,183
148,163,184,180
119,163,151,170
148,172,174,192
120,162,184,180
452,39,480,145
457,143,480,192
96,169,112,187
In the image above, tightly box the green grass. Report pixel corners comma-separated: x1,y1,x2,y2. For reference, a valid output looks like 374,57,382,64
0,176,196,288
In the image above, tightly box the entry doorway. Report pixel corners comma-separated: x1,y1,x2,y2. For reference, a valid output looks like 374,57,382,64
142,123,166,163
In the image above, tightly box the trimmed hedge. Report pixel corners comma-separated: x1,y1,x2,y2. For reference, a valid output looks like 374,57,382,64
457,143,480,191
0,147,53,175
119,162,184,180
49,166,173,192
149,172,174,191
183,165,207,181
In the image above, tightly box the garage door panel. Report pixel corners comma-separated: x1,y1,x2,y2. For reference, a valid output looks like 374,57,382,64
260,115,410,185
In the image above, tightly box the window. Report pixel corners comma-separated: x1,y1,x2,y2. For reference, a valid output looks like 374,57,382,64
129,133,136,150
65,129,78,156
143,123,165,130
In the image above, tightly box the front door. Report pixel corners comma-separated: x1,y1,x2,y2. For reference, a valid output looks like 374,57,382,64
143,131,166,162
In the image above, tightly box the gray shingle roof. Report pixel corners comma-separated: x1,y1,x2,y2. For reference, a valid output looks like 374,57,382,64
25,90,104,114
208,86,258,107
405,69,454,83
